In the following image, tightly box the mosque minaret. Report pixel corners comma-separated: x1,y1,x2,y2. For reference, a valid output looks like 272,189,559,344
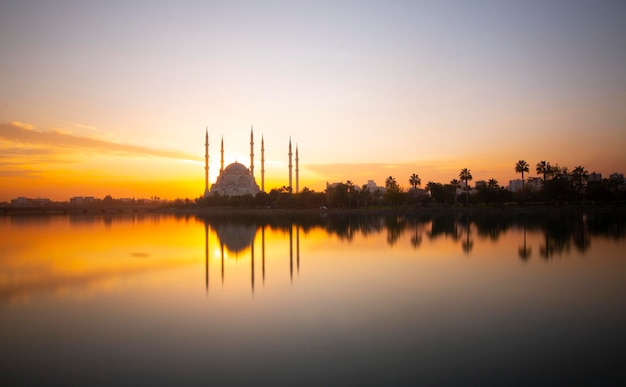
288,137,293,192
220,136,224,174
249,126,254,177
261,135,265,192
203,128,299,197
204,128,210,198
295,144,299,194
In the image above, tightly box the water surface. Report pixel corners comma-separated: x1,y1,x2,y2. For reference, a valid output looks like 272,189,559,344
1,211,625,385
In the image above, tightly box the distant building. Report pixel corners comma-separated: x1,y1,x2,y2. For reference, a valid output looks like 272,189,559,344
70,196,97,206
475,180,487,189
609,173,624,182
365,180,385,194
70,196,83,206
508,178,542,192
11,197,51,207
508,179,524,193
588,172,602,182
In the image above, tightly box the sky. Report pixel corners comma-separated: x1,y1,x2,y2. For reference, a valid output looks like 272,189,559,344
1,0,625,201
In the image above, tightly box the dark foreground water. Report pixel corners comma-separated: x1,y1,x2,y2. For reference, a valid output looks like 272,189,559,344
1,210,625,386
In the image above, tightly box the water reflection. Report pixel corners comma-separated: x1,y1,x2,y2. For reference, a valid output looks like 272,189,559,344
2,211,626,384
199,217,302,294
208,209,623,260
1,210,625,304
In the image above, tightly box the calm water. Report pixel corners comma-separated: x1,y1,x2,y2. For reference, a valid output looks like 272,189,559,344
1,211,625,386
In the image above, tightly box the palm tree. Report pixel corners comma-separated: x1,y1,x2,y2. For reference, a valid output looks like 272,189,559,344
536,160,550,182
409,173,421,207
571,165,589,197
487,178,499,190
346,180,354,208
385,176,397,189
384,176,403,210
409,173,421,191
515,160,529,190
459,168,472,206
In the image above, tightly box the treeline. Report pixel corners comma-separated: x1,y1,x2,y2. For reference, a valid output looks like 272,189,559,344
193,160,624,209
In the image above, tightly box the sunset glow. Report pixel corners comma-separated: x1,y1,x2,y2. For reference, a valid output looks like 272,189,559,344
1,2,625,201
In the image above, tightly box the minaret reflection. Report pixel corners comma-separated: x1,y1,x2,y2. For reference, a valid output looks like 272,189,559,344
202,219,301,293
289,225,293,283
220,242,224,285
251,236,255,293
262,225,266,285
205,221,209,293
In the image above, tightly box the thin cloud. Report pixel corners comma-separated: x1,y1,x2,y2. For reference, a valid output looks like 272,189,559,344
0,122,201,161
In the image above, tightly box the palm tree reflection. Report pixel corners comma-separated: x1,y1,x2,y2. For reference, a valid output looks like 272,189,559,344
518,224,532,261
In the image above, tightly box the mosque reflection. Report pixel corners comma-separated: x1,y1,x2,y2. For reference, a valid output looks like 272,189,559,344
200,217,301,293
196,210,626,279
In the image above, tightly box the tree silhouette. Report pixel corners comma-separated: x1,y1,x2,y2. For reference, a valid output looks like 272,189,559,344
385,176,403,209
536,160,550,182
409,173,421,207
459,168,473,206
571,165,589,198
346,180,354,208
515,160,529,190
374,188,383,207
450,179,460,205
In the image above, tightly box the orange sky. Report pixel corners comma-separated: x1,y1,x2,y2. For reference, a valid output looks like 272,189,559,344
1,2,625,201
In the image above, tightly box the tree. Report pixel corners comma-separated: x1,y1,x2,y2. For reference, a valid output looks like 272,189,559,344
385,176,397,189
515,160,529,190
459,168,473,206
536,160,550,182
327,183,349,208
384,176,404,209
571,165,589,198
409,173,421,190
374,188,383,207
487,178,499,190
450,179,460,205
426,182,446,204
346,180,354,208
360,184,371,207
409,173,421,207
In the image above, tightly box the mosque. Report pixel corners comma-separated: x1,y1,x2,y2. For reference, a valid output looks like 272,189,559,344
203,127,299,197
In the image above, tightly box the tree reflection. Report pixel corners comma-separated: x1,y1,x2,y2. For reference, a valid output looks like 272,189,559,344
410,221,422,248
194,209,626,265
460,213,473,254
518,224,532,261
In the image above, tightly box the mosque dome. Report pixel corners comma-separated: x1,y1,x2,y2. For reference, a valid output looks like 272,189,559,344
214,222,257,253
210,162,260,197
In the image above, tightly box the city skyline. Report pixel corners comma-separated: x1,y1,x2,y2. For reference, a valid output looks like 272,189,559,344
1,1,625,201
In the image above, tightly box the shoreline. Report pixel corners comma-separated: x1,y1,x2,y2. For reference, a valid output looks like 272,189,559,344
3,204,623,216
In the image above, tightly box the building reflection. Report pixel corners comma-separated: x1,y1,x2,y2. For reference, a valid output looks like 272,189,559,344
201,218,301,293
195,210,626,286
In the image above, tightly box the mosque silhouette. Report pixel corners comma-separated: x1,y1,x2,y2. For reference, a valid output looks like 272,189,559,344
203,127,299,197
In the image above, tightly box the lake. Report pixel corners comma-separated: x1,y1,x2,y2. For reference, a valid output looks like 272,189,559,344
1,210,625,386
